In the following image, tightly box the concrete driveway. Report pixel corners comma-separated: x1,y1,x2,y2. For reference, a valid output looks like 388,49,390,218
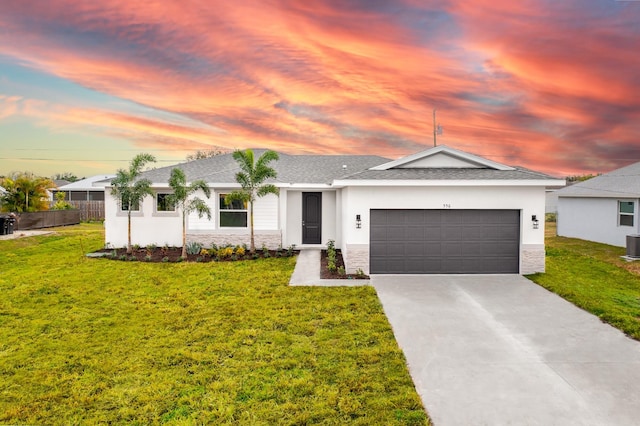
373,275,640,426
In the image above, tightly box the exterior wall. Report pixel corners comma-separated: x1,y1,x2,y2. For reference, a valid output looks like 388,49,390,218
284,190,338,247
105,188,281,248
557,197,639,247
340,185,547,274
186,231,282,249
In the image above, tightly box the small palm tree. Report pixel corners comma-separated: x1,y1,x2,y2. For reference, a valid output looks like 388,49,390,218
226,149,279,253
168,168,211,258
110,153,156,254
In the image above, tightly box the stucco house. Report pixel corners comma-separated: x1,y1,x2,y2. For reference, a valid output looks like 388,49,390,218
104,145,563,274
557,162,640,247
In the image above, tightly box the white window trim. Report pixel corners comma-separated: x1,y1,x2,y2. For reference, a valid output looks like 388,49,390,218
219,193,248,228
618,200,635,227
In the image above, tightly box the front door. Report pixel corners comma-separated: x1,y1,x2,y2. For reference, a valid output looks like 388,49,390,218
302,192,322,244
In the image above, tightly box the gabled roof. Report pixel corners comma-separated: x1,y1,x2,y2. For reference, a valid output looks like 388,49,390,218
558,162,640,198
370,145,515,171
339,145,561,183
58,175,116,191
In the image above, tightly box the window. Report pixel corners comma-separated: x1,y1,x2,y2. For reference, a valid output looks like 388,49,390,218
619,201,634,227
121,197,140,211
219,194,247,227
156,193,175,212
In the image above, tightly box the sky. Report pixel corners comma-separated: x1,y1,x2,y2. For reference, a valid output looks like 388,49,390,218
0,0,639,179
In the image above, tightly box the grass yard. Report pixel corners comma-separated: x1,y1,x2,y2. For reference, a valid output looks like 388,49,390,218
528,223,640,340
0,224,428,425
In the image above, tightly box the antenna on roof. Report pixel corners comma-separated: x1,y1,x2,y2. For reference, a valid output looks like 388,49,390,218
433,109,443,147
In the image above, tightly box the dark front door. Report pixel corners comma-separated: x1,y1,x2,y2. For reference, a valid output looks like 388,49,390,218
302,192,322,244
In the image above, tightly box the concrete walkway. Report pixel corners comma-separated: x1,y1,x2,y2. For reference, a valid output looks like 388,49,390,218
373,275,640,426
289,249,370,286
0,230,53,240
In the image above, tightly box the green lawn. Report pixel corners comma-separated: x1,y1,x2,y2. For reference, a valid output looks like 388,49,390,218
528,223,640,340
0,224,428,425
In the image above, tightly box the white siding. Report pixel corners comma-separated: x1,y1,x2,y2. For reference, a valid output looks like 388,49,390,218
187,190,216,230
254,193,279,230
558,197,639,247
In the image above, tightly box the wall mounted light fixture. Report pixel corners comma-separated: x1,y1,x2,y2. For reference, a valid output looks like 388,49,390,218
532,215,539,229
356,214,362,229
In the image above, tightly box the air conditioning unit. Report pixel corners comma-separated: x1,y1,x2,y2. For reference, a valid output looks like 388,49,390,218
626,235,640,258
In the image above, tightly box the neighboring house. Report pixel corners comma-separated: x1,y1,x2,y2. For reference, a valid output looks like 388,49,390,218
105,145,563,275
557,162,640,247
53,175,116,201
545,185,565,214
53,175,116,221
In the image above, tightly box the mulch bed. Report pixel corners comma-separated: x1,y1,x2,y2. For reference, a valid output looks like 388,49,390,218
320,249,370,280
92,247,296,263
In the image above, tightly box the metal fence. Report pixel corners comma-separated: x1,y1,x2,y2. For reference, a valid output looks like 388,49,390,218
15,210,81,230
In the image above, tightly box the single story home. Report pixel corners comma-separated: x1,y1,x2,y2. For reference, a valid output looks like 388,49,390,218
53,175,116,201
105,145,563,274
557,162,640,247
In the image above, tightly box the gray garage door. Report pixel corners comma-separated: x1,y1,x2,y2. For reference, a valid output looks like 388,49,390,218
370,209,520,274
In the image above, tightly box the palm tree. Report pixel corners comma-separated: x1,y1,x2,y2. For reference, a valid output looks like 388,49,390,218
110,153,156,254
0,172,55,212
226,149,279,253
168,168,211,258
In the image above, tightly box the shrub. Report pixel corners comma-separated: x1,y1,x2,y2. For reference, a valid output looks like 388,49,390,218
355,268,366,278
218,247,234,259
326,239,337,273
286,244,296,257
337,266,345,276
262,244,270,258
185,241,203,255
132,244,140,251
546,213,557,223
144,255,152,262
162,256,169,263
119,255,127,261
235,246,246,257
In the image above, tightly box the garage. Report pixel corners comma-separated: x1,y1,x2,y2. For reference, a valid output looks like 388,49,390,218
370,209,520,274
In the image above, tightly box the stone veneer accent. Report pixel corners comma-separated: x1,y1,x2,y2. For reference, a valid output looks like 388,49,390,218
344,244,370,274
344,243,545,275
186,231,282,249
521,244,545,274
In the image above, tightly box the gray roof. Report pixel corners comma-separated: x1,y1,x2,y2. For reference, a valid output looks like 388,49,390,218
340,166,559,181
558,162,640,198
58,175,116,191
141,150,390,185
138,148,559,187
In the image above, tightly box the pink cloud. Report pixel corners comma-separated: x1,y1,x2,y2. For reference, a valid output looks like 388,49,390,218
0,0,638,176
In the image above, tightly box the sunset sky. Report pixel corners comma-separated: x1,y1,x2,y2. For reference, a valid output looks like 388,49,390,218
1,0,639,178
